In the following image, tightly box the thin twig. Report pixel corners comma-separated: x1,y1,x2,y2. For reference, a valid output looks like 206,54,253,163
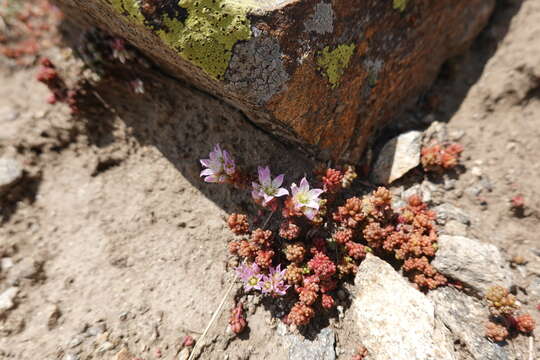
187,275,238,360
528,335,534,360
262,210,275,229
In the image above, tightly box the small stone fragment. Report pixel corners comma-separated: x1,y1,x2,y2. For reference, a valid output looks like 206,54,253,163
0,287,19,315
46,304,62,330
178,348,190,360
433,204,470,225
372,131,422,184
432,235,512,295
0,158,22,195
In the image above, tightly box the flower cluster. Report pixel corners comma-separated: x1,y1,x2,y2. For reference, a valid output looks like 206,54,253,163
236,262,289,297
200,144,237,184
202,145,446,327
484,285,536,341
421,142,464,173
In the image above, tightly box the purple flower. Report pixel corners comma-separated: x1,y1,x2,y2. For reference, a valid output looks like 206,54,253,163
291,177,324,220
236,263,263,292
252,166,289,205
200,144,236,183
263,264,290,297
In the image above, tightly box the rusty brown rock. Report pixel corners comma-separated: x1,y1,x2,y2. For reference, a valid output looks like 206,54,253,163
53,0,494,162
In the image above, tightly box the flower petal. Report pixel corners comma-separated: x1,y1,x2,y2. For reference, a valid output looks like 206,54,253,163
204,175,218,183
299,177,310,192
200,159,210,167
200,168,214,177
308,189,324,198
290,183,299,196
274,188,289,197
262,193,274,204
303,207,317,220
272,174,285,188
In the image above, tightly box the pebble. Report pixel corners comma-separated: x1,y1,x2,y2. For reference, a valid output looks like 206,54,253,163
68,335,84,348
178,348,190,360
46,304,61,330
1,257,14,272
371,131,422,184
0,158,23,195
0,287,19,315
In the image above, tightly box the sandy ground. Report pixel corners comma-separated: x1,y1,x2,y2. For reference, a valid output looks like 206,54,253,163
0,0,539,359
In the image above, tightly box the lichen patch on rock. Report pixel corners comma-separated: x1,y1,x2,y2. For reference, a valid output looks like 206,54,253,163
109,0,253,79
317,43,355,87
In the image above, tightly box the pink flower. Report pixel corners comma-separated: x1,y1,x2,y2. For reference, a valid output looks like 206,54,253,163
111,38,132,64
236,263,263,292
291,177,324,220
130,79,145,94
200,144,236,183
261,265,289,296
252,166,289,205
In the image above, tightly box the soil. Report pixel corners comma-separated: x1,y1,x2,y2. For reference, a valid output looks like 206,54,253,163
0,0,539,359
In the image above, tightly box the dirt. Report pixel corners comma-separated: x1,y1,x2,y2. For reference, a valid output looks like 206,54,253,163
0,0,539,359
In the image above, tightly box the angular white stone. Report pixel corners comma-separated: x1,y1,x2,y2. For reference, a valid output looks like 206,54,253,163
372,131,422,184
353,254,454,360
0,287,19,314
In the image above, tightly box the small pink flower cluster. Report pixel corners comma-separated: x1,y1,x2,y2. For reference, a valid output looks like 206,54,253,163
236,262,289,297
200,145,324,220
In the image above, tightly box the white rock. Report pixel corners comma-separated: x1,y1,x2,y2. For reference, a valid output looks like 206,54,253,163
432,235,513,295
352,254,454,360
0,287,18,314
372,131,422,184
0,158,22,194
178,348,190,360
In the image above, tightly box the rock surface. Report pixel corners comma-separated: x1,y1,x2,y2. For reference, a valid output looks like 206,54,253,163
372,130,422,184
432,235,513,295
52,0,495,162
112,348,134,360
352,254,454,360
433,204,471,226
284,327,335,360
429,287,509,360
0,158,22,195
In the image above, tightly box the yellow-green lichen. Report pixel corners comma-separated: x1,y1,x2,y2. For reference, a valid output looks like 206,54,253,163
317,43,355,88
107,0,252,79
393,0,407,12
110,0,145,24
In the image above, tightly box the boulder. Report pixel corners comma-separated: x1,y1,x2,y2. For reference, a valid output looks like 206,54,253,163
53,0,494,162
